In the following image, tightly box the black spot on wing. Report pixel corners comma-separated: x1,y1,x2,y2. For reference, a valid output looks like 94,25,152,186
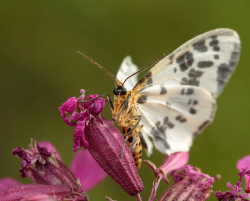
169,53,175,60
209,39,219,46
213,46,220,51
137,95,147,104
231,51,239,61
163,117,175,129
134,71,152,89
193,100,198,105
186,88,194,95
150,127,170,149
214,55,219,60
176,51,194,72
185,51,194,67
182,69,203,87
217,65,232,80
189,108,196,114
198,61,214,68
198,120,210,131
188,69,203,78
181,88,194,95
209,37,220,52
175,115,187,123
160,85,167,95
146,78,153,85
193,40,207,52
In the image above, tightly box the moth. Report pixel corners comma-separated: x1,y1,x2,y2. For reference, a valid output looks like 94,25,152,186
79,28,241,169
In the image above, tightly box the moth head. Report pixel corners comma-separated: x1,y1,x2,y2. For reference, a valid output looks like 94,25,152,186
113,86,127,96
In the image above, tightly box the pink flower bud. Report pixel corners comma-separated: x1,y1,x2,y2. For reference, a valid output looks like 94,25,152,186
84,114,143,196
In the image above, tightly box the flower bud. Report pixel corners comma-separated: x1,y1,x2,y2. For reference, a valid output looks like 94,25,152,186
84,114,143,196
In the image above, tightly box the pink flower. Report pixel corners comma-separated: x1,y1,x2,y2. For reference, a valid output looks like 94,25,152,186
215,155,250,201
146,152,214,200
145,152,189,200
0,139,106,201
59,90,143,197
237,155,250,193
159,165,214,201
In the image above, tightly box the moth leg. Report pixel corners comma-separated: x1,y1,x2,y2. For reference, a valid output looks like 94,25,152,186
124,115,142,137
110,94,130,128
81,93,114,111
121,135,129,159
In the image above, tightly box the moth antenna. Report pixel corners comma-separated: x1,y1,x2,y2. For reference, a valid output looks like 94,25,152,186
122,54,166,87
77,51,119,86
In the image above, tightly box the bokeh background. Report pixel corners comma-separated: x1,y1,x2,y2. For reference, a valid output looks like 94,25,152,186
1,1,250,200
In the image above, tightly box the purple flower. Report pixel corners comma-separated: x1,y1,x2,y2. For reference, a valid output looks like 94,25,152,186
237,155,250,193
145,152,189,201
146,152,214,200
215,155,250,201
59,90,143,197
158,165,214,201
0,139,106,201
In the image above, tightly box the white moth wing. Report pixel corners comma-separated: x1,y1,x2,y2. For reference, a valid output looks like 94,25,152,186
136,85,216,155
116,56,139,90
139,129,154,156
134,28,240,99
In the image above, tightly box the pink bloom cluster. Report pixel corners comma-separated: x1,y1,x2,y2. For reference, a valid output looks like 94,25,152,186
59,90,143,197
0,140,106,201
216,156,250,201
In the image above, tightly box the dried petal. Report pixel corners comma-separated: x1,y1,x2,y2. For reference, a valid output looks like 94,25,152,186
73,119,89,152
84,114,143,196
59,97,78,127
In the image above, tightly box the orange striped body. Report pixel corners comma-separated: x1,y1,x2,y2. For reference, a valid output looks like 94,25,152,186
112,89,143,169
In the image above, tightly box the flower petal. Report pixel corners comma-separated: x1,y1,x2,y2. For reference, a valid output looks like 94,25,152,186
70,150,107,192
161,152,189,176
59,97,78,126
73,120,89,152
84,94,105,115
38,141,61,161
0,178,20,191
84,114,143,196
237,155,250,192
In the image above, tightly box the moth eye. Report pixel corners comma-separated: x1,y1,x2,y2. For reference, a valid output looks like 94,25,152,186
121,88,127,95
113,88,119,95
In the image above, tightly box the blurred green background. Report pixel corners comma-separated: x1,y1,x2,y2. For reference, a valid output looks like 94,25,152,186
1,1,250,200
